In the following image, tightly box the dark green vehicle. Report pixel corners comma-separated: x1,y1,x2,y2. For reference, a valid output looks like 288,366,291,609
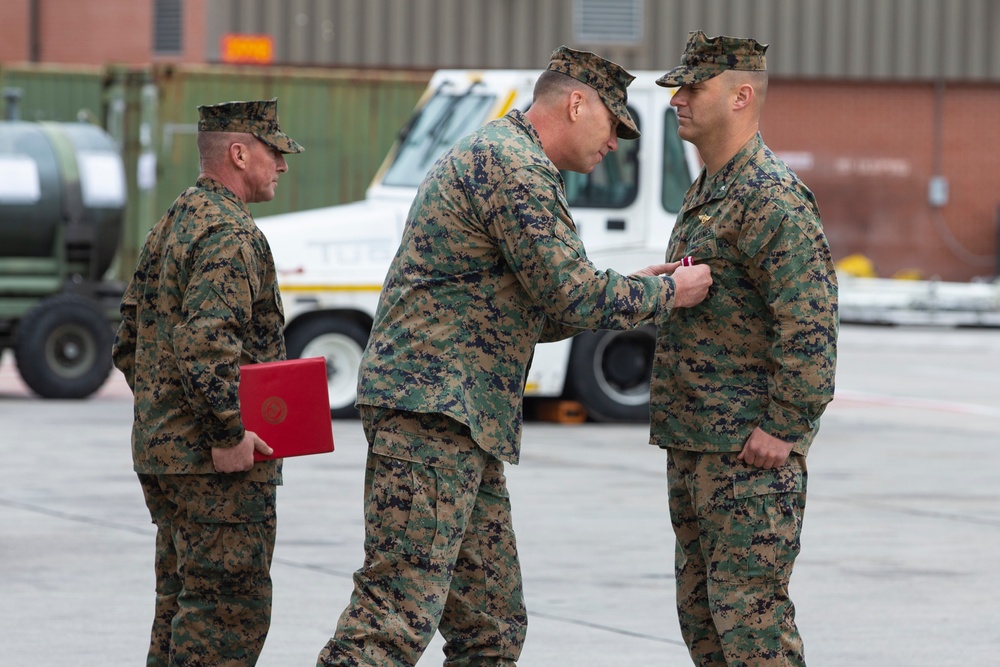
0,117,125,398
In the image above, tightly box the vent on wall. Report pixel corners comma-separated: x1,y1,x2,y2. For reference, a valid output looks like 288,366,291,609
574,0,644,45
154,0,184,54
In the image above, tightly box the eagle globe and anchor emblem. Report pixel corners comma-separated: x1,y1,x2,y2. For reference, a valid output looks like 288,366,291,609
261,395,288,424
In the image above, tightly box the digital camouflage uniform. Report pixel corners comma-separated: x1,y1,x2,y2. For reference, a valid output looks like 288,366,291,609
650,32,838,667
112,99,301,667
319,48,674,667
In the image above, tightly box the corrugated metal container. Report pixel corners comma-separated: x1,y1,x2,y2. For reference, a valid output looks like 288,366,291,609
0,63,430,279
150,65,430,221
0,63,431,279
206,0,1000,81
0,63,106,123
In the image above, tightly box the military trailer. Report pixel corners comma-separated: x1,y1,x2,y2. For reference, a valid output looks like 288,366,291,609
0,98,126,399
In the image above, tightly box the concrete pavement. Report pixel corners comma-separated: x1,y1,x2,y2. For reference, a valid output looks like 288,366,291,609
2,324,999,666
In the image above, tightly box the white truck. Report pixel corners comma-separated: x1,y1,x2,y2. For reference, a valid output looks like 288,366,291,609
258,68,1000,421
258,68,700,421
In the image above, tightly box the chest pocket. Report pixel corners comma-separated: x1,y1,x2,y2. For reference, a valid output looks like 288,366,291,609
668,215,719,263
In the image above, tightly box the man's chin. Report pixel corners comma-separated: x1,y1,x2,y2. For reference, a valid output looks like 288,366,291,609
251,190,277,204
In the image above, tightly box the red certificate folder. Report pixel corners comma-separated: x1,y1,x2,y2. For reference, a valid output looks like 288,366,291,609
239,357,335,461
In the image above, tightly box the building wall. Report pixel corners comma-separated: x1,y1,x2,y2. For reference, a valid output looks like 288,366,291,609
763,80,1000,281
40,1,151,64
0,0,206,65
204,0,1000,81
0,1,33,62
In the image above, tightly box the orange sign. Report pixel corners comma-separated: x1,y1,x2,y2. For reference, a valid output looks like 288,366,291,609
221,34,274,65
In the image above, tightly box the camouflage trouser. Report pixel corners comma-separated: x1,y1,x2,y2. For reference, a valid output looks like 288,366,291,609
666,449,807,667
138,473,277,667
317,407,527,667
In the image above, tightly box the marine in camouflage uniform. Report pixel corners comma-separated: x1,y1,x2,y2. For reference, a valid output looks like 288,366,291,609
650,32,838,666
112,99,302,667
317,47,710,667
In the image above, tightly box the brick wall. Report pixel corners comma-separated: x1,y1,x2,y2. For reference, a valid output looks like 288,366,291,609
41,0,151,64
762,80,1000,281
0,0,205,65
0,0,32,62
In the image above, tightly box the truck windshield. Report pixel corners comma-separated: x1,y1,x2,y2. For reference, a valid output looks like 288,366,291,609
382,85,497,188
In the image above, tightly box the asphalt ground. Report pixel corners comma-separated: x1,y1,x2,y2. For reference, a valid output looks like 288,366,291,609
2,323,999,666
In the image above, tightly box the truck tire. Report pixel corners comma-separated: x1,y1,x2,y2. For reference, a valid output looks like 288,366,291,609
564,326,655,422
14,293,114,399
285,316,369,419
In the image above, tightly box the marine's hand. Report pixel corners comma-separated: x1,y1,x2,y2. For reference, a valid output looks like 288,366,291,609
212,430,272,473
631,261,682,277
737,426,793,469
671,264,712,308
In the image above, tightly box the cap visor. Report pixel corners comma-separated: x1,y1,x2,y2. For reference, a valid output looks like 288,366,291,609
616,119,640,140
257,132,304,154
655,66,716,88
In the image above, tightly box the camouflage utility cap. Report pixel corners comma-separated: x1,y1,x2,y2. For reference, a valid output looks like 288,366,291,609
197,98,304,154
547,45,640,140
656,31,768,88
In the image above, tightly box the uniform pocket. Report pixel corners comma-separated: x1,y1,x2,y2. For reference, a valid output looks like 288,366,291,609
668,222,718,272
366,429,461,566
184,483,275,599
683,233,718,262
715,464,805,585
552,221,586,261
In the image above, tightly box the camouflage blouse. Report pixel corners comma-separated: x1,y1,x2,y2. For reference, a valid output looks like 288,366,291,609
650,133,838,455
358,109,675,463
113,177,285,481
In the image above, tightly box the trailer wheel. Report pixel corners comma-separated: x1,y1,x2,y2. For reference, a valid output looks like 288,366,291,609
564,326,655,422
14,294,114,399
285,316,369,419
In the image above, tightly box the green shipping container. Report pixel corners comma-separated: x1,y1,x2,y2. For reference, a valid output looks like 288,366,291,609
2,63,432,280
151,64,430,223
0,63,106,124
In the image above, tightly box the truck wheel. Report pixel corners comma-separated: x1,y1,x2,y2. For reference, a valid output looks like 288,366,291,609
564,326,655,422
14,294,114,399
285,317,369,419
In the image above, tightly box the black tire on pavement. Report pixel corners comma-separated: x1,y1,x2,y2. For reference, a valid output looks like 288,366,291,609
14,293,114,399
564,326,656,422
285,316,369,419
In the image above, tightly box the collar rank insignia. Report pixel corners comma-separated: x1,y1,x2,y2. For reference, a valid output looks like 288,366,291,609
698,214,712,224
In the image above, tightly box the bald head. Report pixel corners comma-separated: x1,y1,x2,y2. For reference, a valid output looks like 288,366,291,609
722,69,769,110
533,70,596,106
197,131,255,172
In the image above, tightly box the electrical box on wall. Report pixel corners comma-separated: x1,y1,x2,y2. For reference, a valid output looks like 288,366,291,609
928,175,949,208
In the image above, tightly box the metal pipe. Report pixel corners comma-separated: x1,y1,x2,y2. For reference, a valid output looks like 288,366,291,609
995,204,1000,278
3,88,23,121
29,0,41,62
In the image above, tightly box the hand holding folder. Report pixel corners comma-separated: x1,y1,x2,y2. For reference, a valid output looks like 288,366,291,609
239,357,336,461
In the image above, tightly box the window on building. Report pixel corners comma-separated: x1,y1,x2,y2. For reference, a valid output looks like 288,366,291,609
154,0,184,55
574,0,644,44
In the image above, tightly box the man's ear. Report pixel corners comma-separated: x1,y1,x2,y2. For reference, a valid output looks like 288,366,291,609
568,89,585,122
733,83,754,111
229,141,249,170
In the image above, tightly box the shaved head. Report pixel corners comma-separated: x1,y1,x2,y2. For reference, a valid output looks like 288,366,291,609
724,69,769,107
197,131,255,171
533,70,595,104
